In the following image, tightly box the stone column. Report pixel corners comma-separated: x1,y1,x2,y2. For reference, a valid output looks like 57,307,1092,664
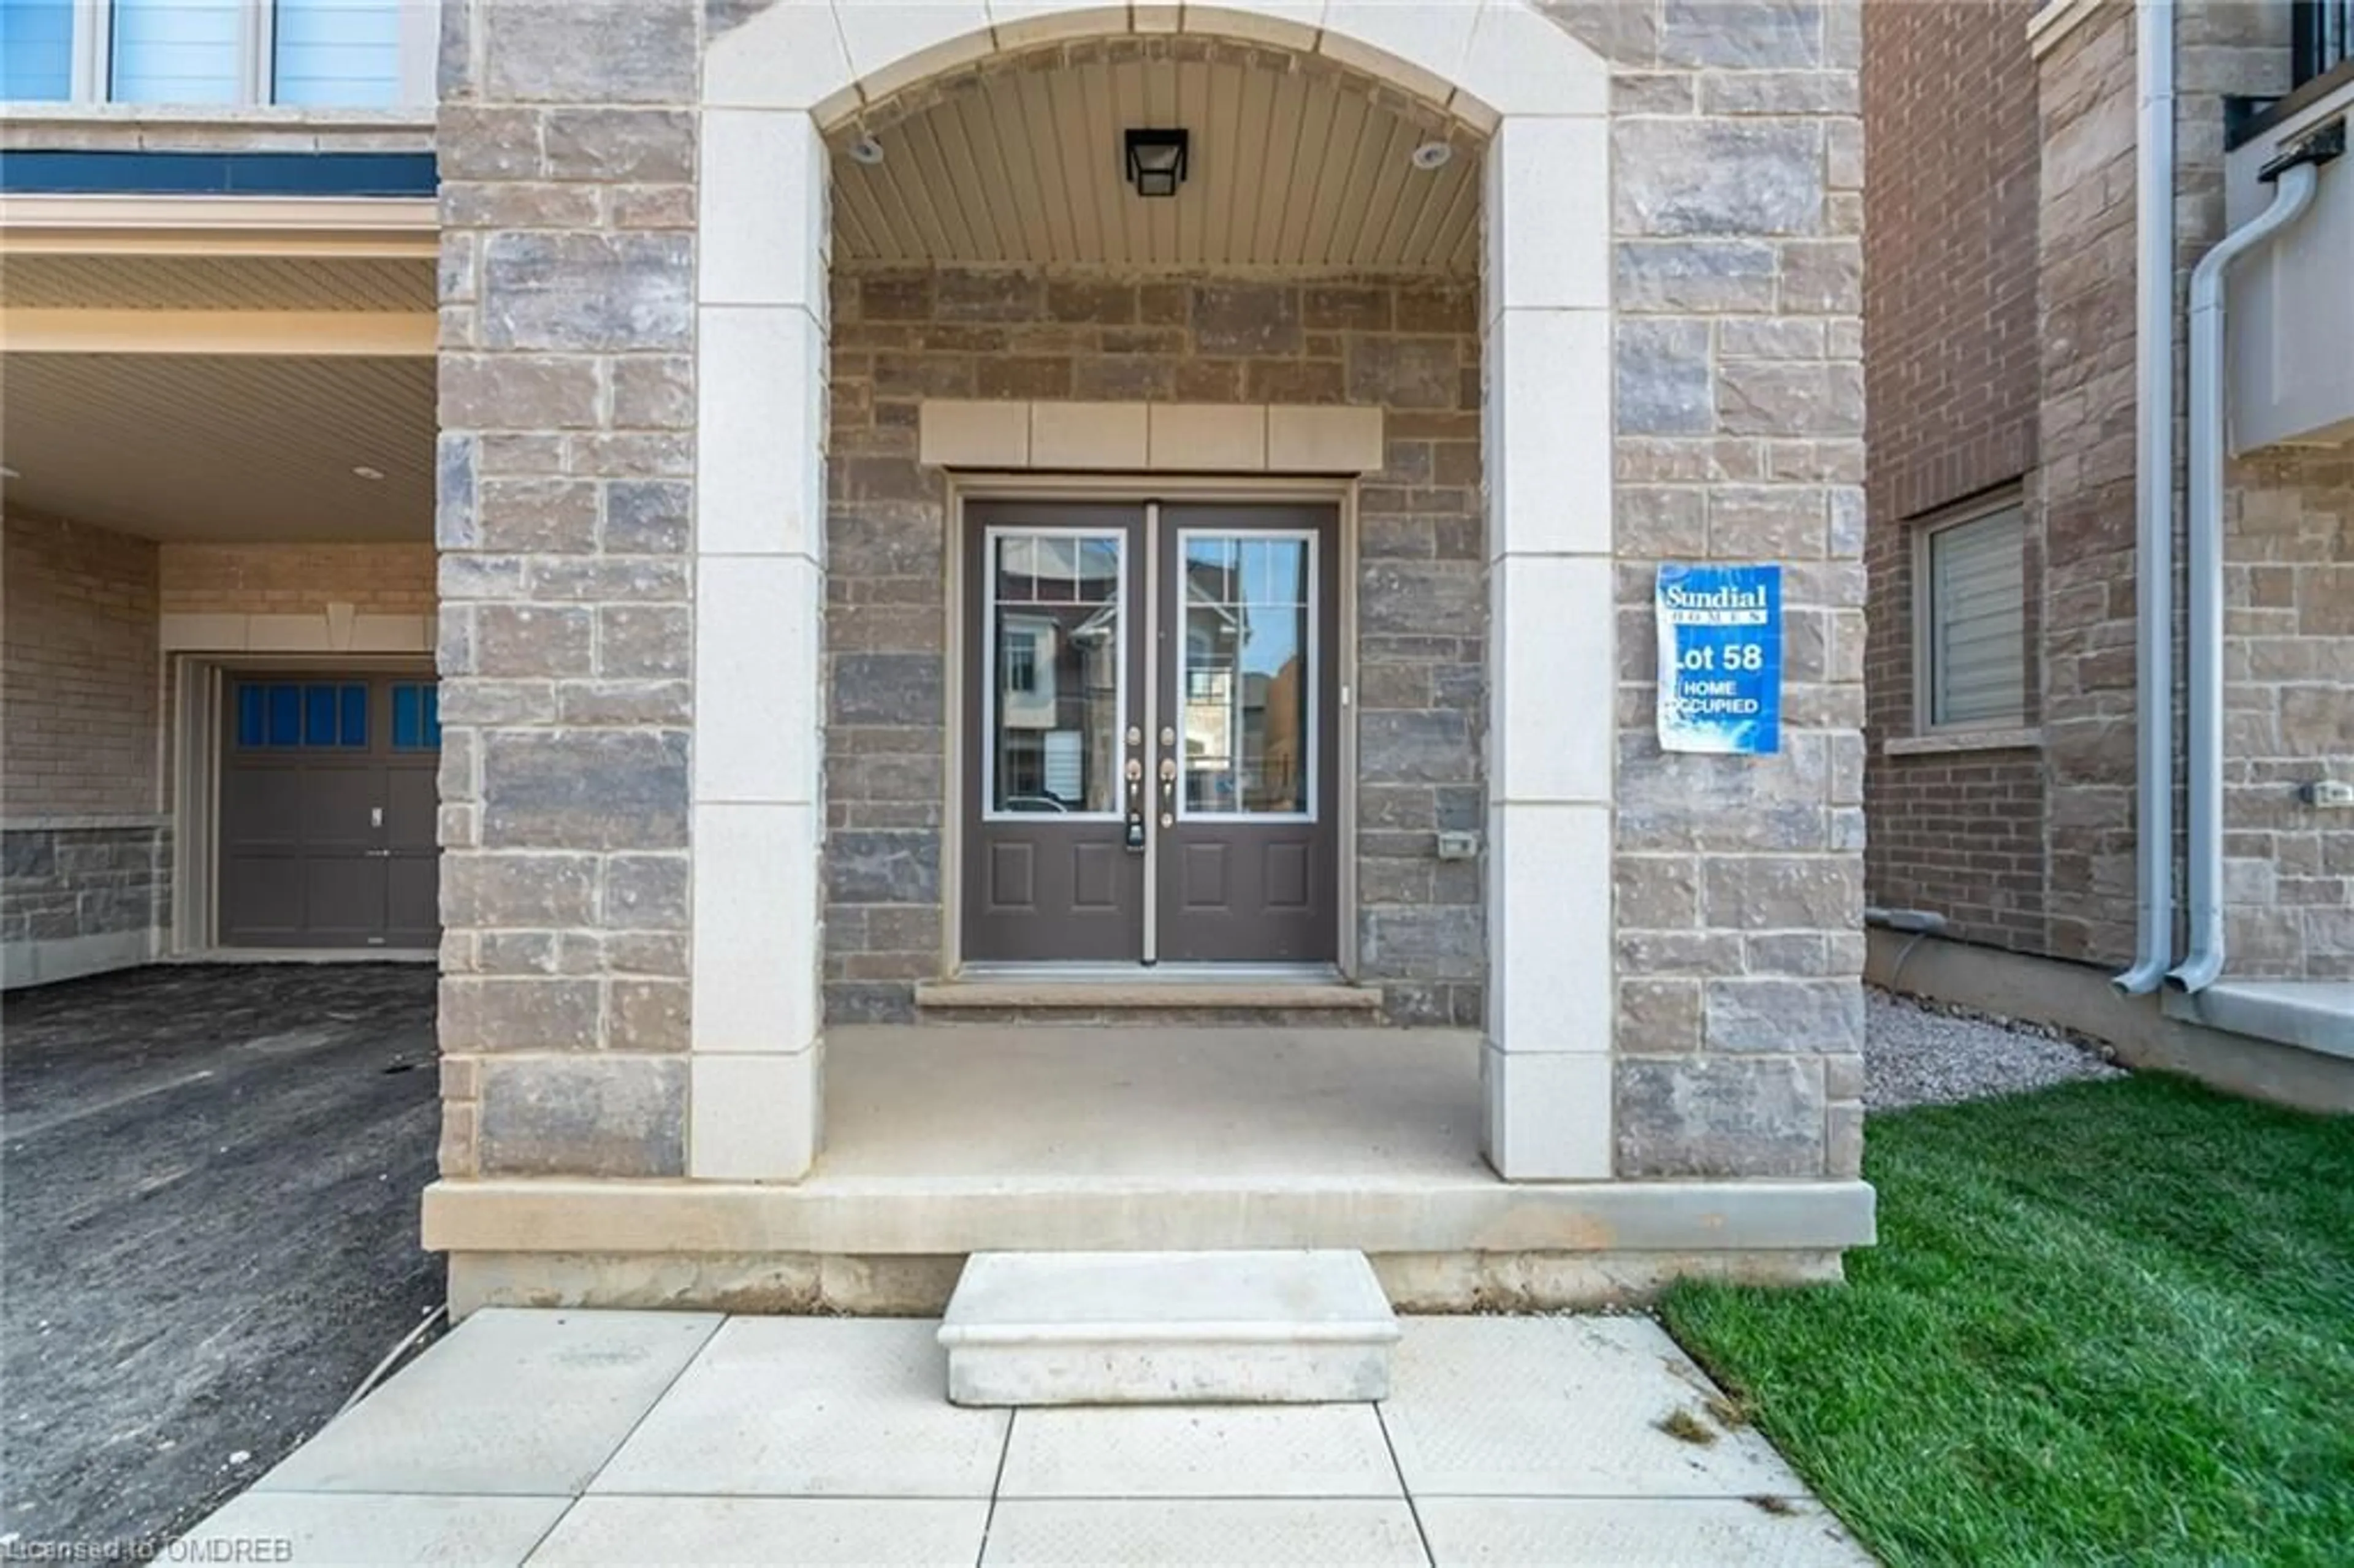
1480,103,1618,1180
687,103,830,1178
435,0,704,1179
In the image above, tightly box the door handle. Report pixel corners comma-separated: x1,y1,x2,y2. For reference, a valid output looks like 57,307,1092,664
365,848,392,858
1124,758,1146,851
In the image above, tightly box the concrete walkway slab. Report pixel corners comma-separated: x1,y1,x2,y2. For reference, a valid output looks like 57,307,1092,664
526,1497,991,1566
1381,1315,1808,1499
589,1318,1010,1498
173,1492,569,1566
998,1405,1400,1498
183,1310,1872,1566
1414,1496,1865,1565
980,1499,1430,1566
256,1309,719,1496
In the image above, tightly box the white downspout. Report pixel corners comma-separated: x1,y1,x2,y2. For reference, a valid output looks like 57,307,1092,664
2168,156,2323,993
2114,0,2177,996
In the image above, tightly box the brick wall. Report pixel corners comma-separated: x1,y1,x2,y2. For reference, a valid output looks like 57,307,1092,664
2,513,161,816
825,265,1486,1027
1860,0,2048,950
1,512,166,983
158,543,437,615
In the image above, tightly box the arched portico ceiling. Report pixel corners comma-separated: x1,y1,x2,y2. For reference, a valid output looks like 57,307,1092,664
830,36,1483,272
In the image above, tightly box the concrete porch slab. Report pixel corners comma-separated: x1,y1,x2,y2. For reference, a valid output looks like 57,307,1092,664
821,1025,1483,1181
1413,1496,1864,1565
423,1026,1875,1314
528,1497,992,1566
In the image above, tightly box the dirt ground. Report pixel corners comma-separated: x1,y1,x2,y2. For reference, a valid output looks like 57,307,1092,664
1,963,442,1547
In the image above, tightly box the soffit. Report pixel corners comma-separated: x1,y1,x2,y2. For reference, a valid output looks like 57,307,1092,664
831,42,1483,273
0,253,434,310
1,353,431,541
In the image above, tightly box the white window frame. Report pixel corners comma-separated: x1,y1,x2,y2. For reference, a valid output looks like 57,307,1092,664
15,0,434,107
1911,491,2029,734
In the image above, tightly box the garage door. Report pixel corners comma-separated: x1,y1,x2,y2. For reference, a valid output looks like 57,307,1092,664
218,673,440,950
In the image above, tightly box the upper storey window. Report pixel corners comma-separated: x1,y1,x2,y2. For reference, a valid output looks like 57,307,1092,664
2,0,427,107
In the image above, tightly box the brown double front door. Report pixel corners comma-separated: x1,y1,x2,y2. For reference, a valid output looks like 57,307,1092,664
962,500,1340,966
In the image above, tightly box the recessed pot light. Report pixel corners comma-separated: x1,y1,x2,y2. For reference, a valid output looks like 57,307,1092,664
1411,141,1453,172
351,465,385,481
848,134,885,166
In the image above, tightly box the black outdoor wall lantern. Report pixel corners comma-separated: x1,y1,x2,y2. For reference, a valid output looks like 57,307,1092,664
1124,129,1190,197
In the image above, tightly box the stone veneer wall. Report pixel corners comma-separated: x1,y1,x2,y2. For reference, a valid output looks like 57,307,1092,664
2187,4,2354,981
432,0,1867,1187
2030,2,2352,980
825,265,1485,1027
2031,4,2143,967
1,513,166,985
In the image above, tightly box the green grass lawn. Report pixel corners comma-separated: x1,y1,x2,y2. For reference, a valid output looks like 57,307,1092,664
1661,1073,2354,1567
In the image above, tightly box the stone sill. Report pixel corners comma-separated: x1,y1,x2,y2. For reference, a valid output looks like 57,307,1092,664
1882,726,2044,758
1,104,432,130
916,980,1386,1012
2,813,167,833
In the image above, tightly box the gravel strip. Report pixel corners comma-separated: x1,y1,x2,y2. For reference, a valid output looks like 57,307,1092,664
1865,988,2126,1111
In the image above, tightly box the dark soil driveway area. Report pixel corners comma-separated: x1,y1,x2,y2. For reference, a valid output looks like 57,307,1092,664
2,964,441,1547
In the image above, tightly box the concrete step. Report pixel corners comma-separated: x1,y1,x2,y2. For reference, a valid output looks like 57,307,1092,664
938,1250,1400,1407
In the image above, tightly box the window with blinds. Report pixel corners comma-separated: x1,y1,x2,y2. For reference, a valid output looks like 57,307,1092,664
1921,504,2026,728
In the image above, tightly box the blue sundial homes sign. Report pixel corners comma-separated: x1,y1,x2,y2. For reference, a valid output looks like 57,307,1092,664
1656,563,1783,755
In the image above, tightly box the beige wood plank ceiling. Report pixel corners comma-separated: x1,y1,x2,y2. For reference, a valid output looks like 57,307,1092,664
833,47,1481,273
1,354,431,541
0,254,435,311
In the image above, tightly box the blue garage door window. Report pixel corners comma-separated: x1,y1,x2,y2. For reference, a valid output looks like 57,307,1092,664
235,680,368,749
390,681,439,749
2,0,75,100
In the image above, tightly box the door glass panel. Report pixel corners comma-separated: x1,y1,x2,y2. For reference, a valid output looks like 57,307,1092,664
1179,532,1312,818
988,531,1123,816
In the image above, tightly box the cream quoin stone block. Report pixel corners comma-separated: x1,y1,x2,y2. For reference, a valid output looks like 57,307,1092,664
1481,1044,1614,1182
833,1,994,105
989,1,1137,51
1485,804,1613,1056
699,110,828,312
691,802,821,1057
1485,118,1610,315
690,1052,821,1180
1457,0,1610,120
1489,557,1613,805
920,400,1032,468
1176,3,1323,53
1485,308,1612,558
696,305,826,559
1264,406,1385,473
1318,2,1480,110
1146,405,1268,471
695,557,822,806
1029,402,1148,470
704,2,855,111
